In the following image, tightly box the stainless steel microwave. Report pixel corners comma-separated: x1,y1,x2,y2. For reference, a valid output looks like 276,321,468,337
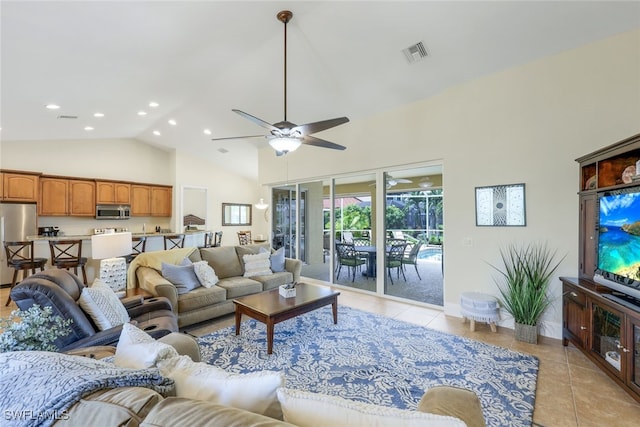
96,204,131,220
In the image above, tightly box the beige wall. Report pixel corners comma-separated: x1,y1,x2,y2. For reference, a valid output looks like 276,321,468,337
258,29,640,338
173,150,265,247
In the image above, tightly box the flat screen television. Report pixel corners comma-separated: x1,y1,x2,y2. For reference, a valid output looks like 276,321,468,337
595,186,640,303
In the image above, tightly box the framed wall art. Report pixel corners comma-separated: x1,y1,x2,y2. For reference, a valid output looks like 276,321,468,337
475,183,526,226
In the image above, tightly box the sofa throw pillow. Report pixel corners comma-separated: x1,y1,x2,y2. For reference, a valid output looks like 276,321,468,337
157,355,284,416
115,322,179,369
242,251,273,277
161,262,201,295
268,247,286,272
276,388,466,427
78,278,131,330
192,261,219,288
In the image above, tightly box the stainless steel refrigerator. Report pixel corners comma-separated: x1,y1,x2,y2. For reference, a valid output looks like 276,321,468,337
0,203,38,286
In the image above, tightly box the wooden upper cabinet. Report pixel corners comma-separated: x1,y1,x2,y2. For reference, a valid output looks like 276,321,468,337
151,186,172,217
131,185,151,216
39,177,95,216
2,172,39,202
39,177,69,215
96,181,131,204
69,179,96,216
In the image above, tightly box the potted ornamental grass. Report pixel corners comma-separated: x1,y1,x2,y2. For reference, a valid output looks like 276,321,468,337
489,242,565,344
0,305,72,352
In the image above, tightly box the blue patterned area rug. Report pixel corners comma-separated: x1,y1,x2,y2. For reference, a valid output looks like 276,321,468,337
198,306,538,427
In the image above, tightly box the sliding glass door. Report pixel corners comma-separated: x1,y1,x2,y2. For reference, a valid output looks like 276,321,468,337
271,163,443,307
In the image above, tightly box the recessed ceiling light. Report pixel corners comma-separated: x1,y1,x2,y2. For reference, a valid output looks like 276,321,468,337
168,119,177,126
138,111,147,116
84,126,94,131
153,130,161,136
93,112,104,117
203,129,212,135
45,104,60,110
149,102,159,108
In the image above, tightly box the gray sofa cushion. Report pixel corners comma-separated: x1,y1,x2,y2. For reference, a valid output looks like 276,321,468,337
216,277,263,299
200,247,243,279
252,271,294,291
177,285,227,313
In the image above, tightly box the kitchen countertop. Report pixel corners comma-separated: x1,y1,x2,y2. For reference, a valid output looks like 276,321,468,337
27,230,210,241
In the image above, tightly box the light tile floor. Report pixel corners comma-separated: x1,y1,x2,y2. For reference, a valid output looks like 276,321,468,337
3,278,640,426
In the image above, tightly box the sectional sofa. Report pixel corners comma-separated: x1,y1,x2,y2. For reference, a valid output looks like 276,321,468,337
128,244,302,328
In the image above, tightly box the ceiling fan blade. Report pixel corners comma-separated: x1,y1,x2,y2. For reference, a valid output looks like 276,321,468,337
232,109,281,133
211,135,266,141
292,117,349,136
302,135,346,151
395,178,412,184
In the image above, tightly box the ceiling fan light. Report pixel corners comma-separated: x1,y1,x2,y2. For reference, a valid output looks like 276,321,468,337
255,198,269,210
269,136,301,154
419,179,433,188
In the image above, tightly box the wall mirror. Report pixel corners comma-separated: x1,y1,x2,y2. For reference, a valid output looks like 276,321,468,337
182,186,207,230
222,203,252,226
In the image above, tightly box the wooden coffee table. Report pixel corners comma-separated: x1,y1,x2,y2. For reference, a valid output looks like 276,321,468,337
233,283,340,354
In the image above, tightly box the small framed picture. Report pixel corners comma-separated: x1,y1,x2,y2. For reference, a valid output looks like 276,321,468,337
475,183,526,226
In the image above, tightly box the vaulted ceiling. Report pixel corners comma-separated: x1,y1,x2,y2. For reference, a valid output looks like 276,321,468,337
1,1,638,179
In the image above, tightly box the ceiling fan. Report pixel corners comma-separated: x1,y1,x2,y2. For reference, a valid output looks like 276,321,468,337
212,10,349,155
370,175,413,189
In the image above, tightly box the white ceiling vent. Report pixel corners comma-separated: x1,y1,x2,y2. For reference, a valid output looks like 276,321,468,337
57,115,78,119
402,41,429,64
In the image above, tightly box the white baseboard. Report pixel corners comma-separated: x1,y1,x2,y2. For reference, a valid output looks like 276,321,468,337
444,302,562,340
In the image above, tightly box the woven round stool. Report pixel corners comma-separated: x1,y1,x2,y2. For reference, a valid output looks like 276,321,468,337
460,292,499,332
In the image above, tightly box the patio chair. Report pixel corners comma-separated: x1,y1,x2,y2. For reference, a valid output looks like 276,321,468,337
335,242,366,282
402,242,423,280
341,231,354,243
386,242,407,285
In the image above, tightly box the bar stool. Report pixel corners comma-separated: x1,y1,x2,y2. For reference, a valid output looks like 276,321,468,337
3,241,47,306
201,231,214,248
213,231,223,247
125,236,146,263
164,234,185,250
237,230,252,245
49,239,88,284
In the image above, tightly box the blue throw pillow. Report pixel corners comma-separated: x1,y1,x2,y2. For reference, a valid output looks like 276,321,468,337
269,247,286,272
161,262,201,295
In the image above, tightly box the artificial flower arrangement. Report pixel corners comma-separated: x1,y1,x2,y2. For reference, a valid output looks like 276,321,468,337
0,305,72,352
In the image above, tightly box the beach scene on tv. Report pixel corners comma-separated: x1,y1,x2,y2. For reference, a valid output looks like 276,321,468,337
598,190,640,282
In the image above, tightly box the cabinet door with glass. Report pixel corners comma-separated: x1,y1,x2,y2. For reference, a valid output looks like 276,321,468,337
590,299,625,380
626,314,640,395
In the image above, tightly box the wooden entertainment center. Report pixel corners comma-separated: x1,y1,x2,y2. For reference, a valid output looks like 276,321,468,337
561,132,640,403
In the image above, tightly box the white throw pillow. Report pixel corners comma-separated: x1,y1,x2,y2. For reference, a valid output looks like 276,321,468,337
78,278,130,330
114,322,179,369
243,251,273,278
158,355,283,415
192,260,219,288
276,388,466,427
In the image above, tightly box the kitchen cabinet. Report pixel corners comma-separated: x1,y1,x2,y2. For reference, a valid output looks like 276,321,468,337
131,185,151,216
131,184,172,217
39,177,95,217
151,186,172,217
1,171,39,202
96,181,131,204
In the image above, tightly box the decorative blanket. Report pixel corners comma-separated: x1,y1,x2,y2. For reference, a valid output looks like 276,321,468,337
0,351,174,427
127,247,197,288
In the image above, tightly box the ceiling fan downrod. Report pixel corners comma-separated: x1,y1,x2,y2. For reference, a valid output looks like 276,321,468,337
277,10,293,123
